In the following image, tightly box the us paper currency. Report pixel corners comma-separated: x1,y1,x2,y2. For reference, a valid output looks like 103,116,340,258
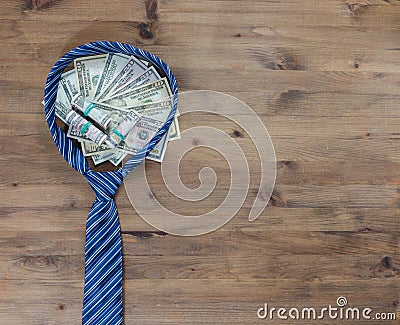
66,111,108,146
93,53,130,100
92,150,127,166
96,56,147,101
96,98,173,119
55,84,72,124
59,78,73,102
92,150,116,165
81,124,172,159
60,72,74,102
147,133,168,162
109,150,127,166
91,99,173,132
107,66,160,98
147,118,179,161
61,69,79,97
71,94,112,130
101,78,172,108
168,117,181,141
55,69,80,123
81,141,113,157
79,102,176,159
74,55,107,100
140,99,173,123
143,116,180,162
119,116,164,155
82,121,172,158
53,53,181,165
92,152,112,165
106,110,141,148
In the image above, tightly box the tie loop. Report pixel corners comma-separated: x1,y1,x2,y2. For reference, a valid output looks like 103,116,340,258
43,41,178,176
83,170,124,201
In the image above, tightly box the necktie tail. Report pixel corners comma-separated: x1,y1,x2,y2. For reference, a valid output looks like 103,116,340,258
82,171,124,325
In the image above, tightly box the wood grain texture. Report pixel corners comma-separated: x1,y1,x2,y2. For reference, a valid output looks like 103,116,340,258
0,0,400,324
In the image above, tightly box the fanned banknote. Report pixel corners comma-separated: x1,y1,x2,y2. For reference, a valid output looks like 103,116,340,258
93,53,130,100
100,78,172,108
96,56,147,101
74,54,107,100
54,85,71,124
54,69,79,123
102,66,160,100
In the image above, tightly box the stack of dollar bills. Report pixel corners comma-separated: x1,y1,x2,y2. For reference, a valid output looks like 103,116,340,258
53,53,180,166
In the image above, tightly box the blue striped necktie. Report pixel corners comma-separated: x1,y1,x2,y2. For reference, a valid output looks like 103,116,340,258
43,41,178,324
82,170,124,324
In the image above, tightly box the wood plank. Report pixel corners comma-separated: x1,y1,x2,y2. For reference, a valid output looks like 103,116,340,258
3,156,400,187
2,182,400,209
1,205,400,233
1,254,399,281
1,22,400,87
1,0,399,28
43,204,400,236
0,229,397,257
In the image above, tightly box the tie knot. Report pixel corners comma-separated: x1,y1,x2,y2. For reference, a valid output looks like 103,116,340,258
83,170,123,200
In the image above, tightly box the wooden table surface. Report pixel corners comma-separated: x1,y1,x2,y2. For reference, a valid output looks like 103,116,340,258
1,0,400,324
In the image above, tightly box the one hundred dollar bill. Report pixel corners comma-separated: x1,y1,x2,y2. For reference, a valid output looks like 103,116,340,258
147,133,168,162
66,111,108,146
84,128,175,161
79,99,171,154
94,99,176,156
106,110,141,148
93,53,130,100
92,150,116,165
147,117,179,161
101,78,172,108
61,69,79,97
74,54,107,100
168,117,181,141
71,97,171,132
138,99,173,122
109,150,127,166
96,56,147,101
118,116,164,155
55,69,80,123
108,66,161,98
96,98,173,118
71,94,112,130
81,141,113,156
87,119,175,163
94,98,173,126
92,149,126,166
144,118,179,162
55,84,72,124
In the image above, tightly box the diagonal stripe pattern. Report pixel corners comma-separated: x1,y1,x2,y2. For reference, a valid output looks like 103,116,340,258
82,170,124,325
43,41,178,324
